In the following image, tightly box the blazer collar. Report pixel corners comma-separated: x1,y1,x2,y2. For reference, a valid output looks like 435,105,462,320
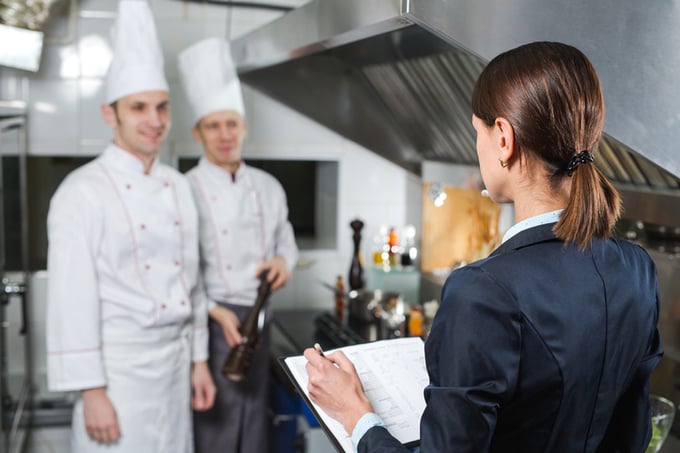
492,223,560,256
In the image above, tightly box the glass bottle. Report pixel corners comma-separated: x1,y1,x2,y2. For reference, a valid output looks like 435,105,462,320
400,224,417,268
372,225,389,268
388,227,399,269
334,275,346,322
408,305,423,337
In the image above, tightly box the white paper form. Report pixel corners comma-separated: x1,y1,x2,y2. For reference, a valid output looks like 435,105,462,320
282,337,428,452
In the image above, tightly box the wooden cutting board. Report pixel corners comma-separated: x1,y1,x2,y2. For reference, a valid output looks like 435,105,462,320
421,183,501,273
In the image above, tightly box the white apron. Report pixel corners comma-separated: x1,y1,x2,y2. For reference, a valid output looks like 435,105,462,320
70,325,192,452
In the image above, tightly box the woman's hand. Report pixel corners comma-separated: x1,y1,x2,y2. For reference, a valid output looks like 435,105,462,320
304,348,374,435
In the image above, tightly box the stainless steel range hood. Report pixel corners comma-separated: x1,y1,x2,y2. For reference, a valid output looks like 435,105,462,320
231,0,680,193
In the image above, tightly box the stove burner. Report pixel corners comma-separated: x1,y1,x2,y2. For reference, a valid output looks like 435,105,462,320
314,313,366,348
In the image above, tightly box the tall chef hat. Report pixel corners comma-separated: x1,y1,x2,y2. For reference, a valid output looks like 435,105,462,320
178,37,245,125
105,0,168,104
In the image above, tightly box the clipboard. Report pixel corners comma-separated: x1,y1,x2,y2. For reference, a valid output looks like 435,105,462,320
278,337,428,452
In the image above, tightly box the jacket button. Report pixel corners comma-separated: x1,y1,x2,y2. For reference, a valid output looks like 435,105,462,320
180,300,186,305
140,224,146,230
145,264,151,270
161,304,167,309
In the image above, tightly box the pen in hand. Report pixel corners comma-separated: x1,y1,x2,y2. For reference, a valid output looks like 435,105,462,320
313,343,340,368
314,342,326,358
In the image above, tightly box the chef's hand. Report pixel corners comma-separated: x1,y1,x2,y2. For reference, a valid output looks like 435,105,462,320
209,305,242,347
256,255,290,291
304,348,373,435
81,387,121,444
191,360,216,411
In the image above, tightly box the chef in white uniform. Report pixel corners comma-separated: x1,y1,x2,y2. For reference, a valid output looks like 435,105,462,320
177,37,299,453
46,1,215,451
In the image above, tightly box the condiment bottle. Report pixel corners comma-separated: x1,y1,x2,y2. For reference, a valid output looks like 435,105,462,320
334,275,345,322
388,227,399,268
408,305,423,337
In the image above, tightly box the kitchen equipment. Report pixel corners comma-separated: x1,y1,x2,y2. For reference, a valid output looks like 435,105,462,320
319,281,405,341
374,291,406,339
347,288,381,323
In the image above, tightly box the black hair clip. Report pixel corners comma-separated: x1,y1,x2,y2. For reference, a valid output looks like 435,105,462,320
566,151,594,176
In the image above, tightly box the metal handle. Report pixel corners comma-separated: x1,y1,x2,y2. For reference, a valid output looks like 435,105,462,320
2,278,27,334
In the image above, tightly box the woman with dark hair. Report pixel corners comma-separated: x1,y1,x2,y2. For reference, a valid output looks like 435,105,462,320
304,41,663,452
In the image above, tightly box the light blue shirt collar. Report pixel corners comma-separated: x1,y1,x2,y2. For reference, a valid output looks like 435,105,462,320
502,209,563,244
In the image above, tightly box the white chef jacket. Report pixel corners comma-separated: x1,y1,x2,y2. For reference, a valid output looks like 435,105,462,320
187,157,298,307
46,144,208,392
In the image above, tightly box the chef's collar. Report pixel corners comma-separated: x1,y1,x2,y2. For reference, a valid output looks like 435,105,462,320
198,156,247,183
104,143,160,176
502,209,563,244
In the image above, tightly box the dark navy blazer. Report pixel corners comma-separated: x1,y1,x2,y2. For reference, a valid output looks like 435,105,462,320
359,223,663,453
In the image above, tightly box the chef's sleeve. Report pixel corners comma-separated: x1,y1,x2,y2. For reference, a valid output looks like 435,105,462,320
46,179,107,392
190,276,210,362
273,189,298,273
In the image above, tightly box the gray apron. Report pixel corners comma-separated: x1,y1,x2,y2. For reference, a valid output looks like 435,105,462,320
194,302,271,453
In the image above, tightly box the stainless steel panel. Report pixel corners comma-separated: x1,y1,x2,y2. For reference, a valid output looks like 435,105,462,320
409,0,680,179
233,0,408,71
232,0,680,190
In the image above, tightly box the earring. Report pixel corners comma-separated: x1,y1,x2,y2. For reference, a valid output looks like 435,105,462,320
498,158,508,168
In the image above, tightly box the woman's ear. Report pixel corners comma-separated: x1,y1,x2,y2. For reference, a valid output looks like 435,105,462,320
495,117,516,164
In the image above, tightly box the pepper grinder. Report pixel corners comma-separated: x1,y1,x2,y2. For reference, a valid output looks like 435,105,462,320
348,218,365,290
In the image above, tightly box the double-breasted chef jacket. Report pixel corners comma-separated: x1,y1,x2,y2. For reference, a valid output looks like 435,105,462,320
358,223,663,453
187,157,298,453
187,157,298,307
46,144,208,452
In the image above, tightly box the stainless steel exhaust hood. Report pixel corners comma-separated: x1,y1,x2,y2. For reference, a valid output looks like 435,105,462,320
231,0,680,193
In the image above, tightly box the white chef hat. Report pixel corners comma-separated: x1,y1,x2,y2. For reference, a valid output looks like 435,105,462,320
105,0,168,104
178,37,245,125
